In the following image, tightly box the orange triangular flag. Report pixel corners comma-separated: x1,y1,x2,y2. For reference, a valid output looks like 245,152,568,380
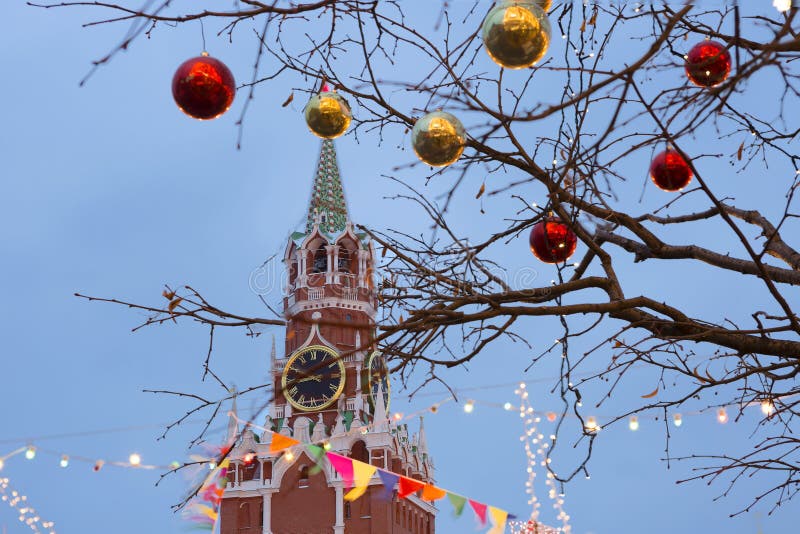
420,483,446,502
269,433,300,454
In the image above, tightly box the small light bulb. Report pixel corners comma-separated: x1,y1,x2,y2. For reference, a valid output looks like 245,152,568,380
546,412,557,422
585,416,598,432
0,459,4,471
323,442,332,451
774,0,791,13
463,400,475,414
59,456,69,468
760,399,775,416
284,451,295,462
93,460,105,472
25,447,36,461
129,453,142,466
242,453,255,465
628,416,639,431
717,408,728,424
393,412,403,421
208,461,217,470
504,402,513,411
672,414,683,427
169,461,180,469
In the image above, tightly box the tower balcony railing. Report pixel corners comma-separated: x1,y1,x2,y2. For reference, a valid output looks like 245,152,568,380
307,287,324,301
341,287,359,301
273,405,285,419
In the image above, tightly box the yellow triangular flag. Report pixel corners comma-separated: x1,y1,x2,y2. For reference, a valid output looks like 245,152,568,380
269,433,300,454
344,460,377,501
487,506,508,534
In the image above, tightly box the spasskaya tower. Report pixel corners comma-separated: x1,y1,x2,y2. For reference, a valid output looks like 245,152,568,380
220,139,436,534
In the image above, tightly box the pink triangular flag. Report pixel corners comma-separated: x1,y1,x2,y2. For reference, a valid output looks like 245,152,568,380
469,499,488,525
326,452,354,490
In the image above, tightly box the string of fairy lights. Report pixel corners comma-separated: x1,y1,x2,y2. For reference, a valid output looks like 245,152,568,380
0,470,56,534
509,383,570,534
0,374,784,534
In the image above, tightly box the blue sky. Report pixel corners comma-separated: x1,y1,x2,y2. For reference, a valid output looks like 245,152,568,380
0,1,797,533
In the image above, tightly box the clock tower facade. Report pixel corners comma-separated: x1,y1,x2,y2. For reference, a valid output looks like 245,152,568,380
220,140,436,534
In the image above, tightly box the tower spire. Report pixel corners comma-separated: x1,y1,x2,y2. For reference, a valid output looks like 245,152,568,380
372,381,389,433
418,416,428,456
269,334,277,371
227,390,239,444
306,139,349,235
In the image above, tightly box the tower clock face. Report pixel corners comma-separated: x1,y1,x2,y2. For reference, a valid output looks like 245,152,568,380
367,351,390,411
282,345,346,411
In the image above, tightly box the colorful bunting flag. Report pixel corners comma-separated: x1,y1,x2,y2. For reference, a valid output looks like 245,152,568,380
326,452,355,489
469,499,488,525
420,483,446,502
447,493,467,517
488,506,509,534
377,470,399,500
306,444,325,475
269,433,300,454
398,476,425,498
344,461,377,501
217,429,518,532
184,458,229,531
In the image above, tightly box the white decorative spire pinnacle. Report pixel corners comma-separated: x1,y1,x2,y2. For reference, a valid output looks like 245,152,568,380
227,390,239,444
270,334,277,371
418,416,429,456
372,381,389,433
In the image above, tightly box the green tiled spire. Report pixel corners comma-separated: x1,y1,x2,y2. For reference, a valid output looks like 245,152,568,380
306,139,349,235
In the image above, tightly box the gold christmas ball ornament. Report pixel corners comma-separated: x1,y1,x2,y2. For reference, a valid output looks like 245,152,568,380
304,90,352,139
411,111,466,167
482,1,551,69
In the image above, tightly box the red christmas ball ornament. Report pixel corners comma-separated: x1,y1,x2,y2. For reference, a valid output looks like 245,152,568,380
172,53,236,120
649,149,693,192
529,217,577,264
685,40,731,88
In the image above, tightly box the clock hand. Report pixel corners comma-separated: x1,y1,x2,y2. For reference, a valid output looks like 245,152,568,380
296,375,323,383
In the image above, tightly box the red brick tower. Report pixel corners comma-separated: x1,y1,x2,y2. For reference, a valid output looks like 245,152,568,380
220,140,436,534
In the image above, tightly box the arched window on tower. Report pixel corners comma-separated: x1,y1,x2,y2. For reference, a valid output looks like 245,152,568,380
337,247,351,274
298,464,309,488
350,440,369,464
312,247,327,273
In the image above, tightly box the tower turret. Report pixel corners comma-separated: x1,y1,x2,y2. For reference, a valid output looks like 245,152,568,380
221,139,435,534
